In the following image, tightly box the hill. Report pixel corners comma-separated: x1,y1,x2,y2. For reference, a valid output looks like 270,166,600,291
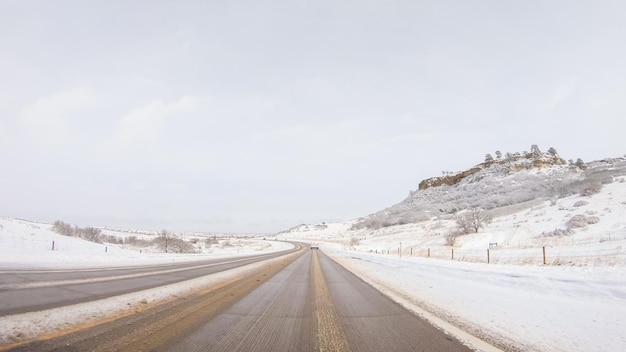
284,146,626,266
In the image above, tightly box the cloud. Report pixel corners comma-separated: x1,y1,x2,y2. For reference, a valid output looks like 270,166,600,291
103,96,208,153
548,76,578,110
18,88,98,148
0,120,10,153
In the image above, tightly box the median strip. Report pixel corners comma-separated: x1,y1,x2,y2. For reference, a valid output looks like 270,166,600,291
0,254,284,290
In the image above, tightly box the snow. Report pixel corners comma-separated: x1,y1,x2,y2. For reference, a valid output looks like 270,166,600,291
285,181,626,351
0,218,292,269
0,251,299,347
323,245,626,351
1,180,626,350
0,218,294,346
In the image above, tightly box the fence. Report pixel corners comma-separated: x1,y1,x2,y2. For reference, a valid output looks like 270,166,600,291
364,244,626,266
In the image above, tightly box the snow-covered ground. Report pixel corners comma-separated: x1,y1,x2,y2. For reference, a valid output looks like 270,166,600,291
0,218,291,269
284,181,626,351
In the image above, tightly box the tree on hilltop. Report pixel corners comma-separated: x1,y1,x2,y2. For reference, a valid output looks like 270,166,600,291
575,158,586,169
547,147,558,156
530,144,542,156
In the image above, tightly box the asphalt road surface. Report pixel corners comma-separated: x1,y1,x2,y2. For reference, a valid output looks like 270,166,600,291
162,250,471,352
4,247,473,352
0,245,300,316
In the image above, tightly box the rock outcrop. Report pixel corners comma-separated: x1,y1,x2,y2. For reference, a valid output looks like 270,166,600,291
419,148,567,190
419,167,482,190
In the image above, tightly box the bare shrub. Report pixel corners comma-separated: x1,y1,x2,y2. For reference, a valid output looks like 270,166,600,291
349,236,360,247
350,218,382,230
580,180,602,196
168,237,196,253
101,234,123,244
153,231,196,253
566,215,600,229
314,223,328,230
560,179,604,198
456,208,493,234
542,228,572,237
52,220,104,243
52,220,75,236
380,220,394,228
444,231,460,246
205,235,219,247
153,230,174,253
125,236,151,247
80,227,103,243
549,195,558,206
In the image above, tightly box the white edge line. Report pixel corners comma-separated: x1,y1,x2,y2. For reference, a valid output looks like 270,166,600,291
326,251,504,352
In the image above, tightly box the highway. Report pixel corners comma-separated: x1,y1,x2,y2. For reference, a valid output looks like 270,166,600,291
0,245,301,316
3,246,473,352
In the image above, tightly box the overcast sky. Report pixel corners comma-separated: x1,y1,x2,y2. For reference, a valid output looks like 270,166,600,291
1,1,625,233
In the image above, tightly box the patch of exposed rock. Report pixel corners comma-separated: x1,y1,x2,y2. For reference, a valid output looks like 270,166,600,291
419,151,567,190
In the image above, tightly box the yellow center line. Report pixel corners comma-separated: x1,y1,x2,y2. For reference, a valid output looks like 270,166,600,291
311,250,351,352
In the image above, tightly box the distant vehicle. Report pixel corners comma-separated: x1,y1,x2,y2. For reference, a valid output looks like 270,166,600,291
310,243,319,250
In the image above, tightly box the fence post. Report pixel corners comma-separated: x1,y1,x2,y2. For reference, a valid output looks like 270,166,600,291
451,248,454,260
410,247,413,256
52,240,55,251
428,248,430,258
542,246,547,265
105,246,108,253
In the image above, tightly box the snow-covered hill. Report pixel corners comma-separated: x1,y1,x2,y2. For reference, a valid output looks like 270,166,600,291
285,150,626,267
357,152,625,229
281,149,626,351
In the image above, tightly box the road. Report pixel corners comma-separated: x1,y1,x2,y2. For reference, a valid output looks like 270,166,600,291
4,247,473,352
0,245,300,316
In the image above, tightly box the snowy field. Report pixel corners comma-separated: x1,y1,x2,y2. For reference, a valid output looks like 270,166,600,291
0,218,291,269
